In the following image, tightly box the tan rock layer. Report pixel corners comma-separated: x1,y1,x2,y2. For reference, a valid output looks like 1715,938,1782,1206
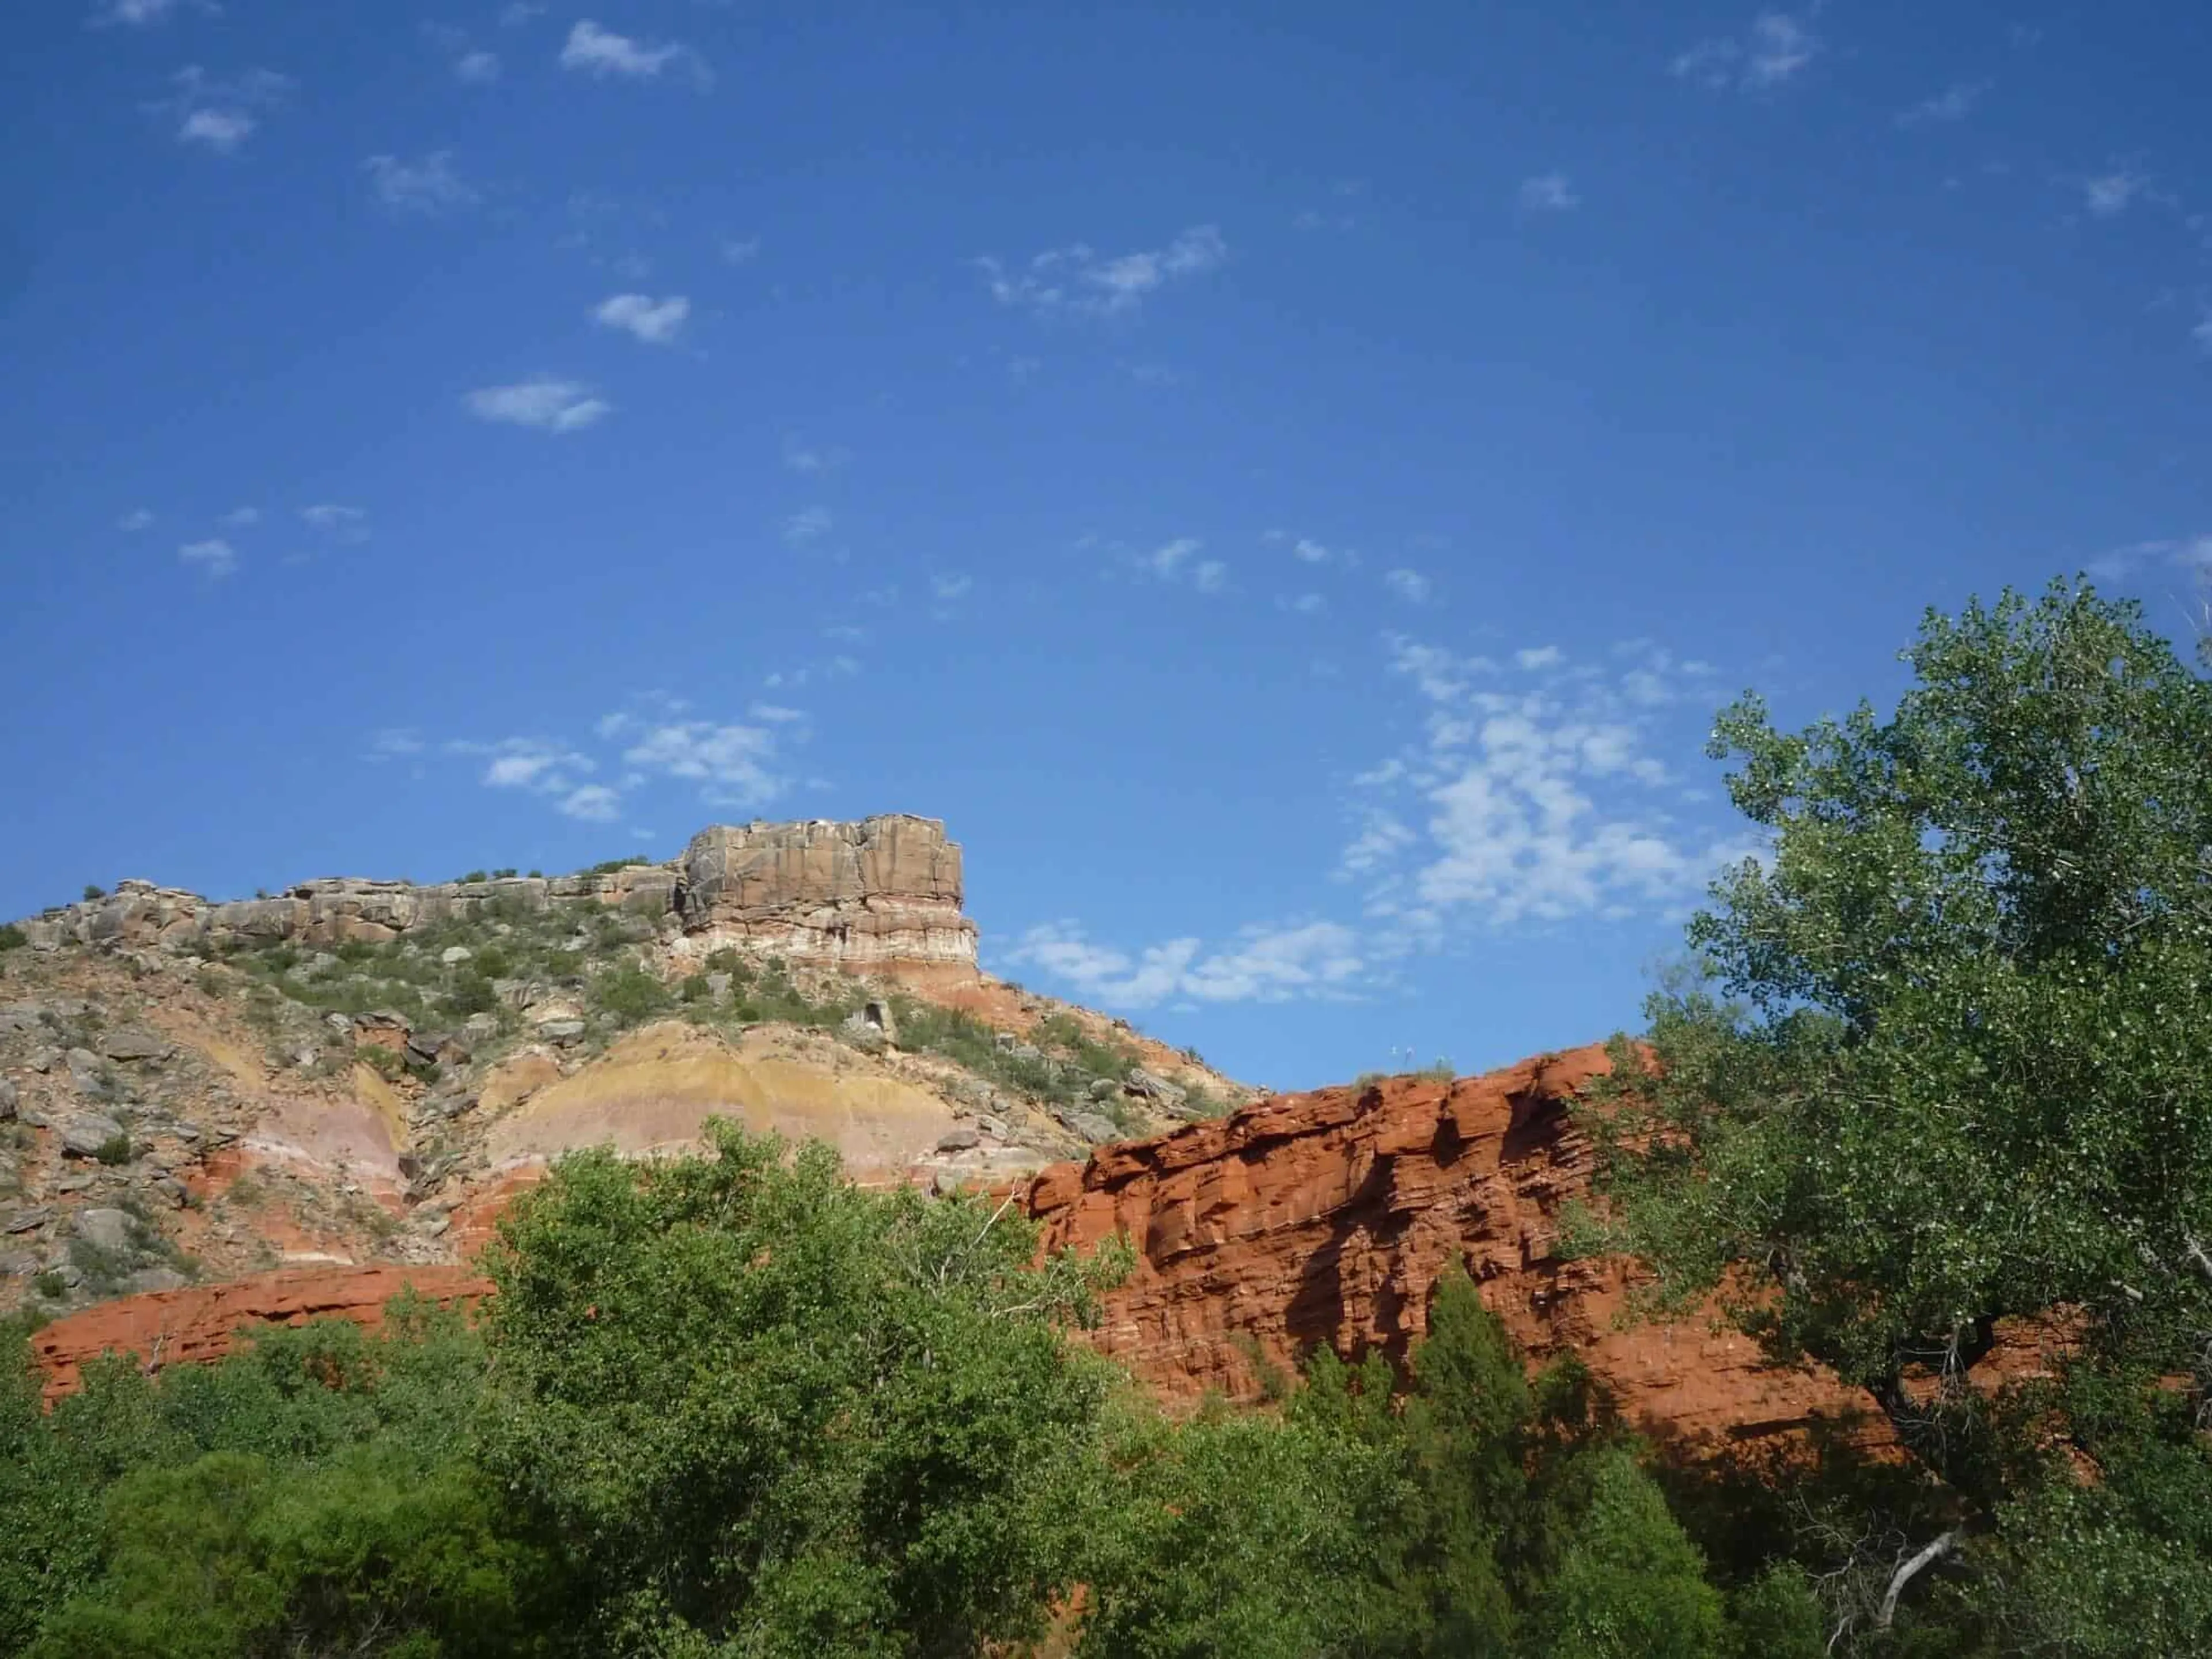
16,815,978,986
1024,1047,1885,1455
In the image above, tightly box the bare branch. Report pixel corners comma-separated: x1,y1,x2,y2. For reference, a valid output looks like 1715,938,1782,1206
1876,1529,1959,1630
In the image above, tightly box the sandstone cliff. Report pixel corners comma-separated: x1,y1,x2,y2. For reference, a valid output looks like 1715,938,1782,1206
1026,1047,1882,1455
16,815,978,987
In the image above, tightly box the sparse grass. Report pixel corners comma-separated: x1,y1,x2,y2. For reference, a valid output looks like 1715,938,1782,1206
357,1046,406,1083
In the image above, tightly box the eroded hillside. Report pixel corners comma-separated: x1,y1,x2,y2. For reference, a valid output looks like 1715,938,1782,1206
0,817,1253,1323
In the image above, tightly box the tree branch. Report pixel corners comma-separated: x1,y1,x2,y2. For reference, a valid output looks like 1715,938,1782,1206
1876,1529,1959,1630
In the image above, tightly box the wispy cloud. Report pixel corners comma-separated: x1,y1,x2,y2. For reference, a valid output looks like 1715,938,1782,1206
621,720,786,808
977,225,1228,318
219,505,259,528
1896,82,1987,127
1350,637,1745,929
300,503,370,544
366,728,423,762
592,292,690,344
1008,919,1366,1008
559,20,710,86
2081,171,2150,218
118,508,154,532
781,435,850,474
1671,11,1822,92
2084,533,2212,581
455,50,501,84
783,506,832,546
722,236,762,265
465,378,611,433
365,151,477,214
178,538,237,578
92,0,210,27
1384,568,1433,605
930,572,974,607
160,66,290,151
1518,172,1581,212
1138,536,1228,593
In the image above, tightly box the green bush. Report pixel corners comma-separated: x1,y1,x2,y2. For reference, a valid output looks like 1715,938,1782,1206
93,1134,133,1167
0,923,25,952
589,965,672,1025
81,884,105,903
356,1045,405,1082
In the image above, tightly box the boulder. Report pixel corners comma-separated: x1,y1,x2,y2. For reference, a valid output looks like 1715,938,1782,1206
1124,1067,1187,1110
2,1206,52,1235
537,1020,586,1044
60,1114,127,1158
1056,1109,1119,1145
440,946,474,965
72,1207,135,1254
97,1028,172,1063
935,1128,982,1153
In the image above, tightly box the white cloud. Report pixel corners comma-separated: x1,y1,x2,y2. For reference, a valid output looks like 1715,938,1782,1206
179,108,255,151
1896,82,1986,127
783,506,832,546
1284,592,1325,615
1518,173,1580,212
2082,171,2148,218
1293,537,1331,563
465,378,611,432
455,50,501,84
476,738,593,790
1516,645,1564,670
1385,568,1432,604
623,721,785,808
2085,533,2212,581
1135,536,1229,593
1350,638,1753,927
723,236,762,264
930,573,973,601
559,20,709,85
93,0,209,26
782,435,849,474
301,503,370,544
162,66,289,151
2194,316,2212,354
748,702,806,724
499,2,543,24
366,728,422,760
118,509,154,532
1008,919,1365,1008
177,538,237,578
365,151,477,214
977,225,1227,318
593,292,690,344
219,505,259,528
1671,12,1821,92
558,784,622,821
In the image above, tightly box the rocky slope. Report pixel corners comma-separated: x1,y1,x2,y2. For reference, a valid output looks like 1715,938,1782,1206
30,1041,1884,1465
0,818,1254,1328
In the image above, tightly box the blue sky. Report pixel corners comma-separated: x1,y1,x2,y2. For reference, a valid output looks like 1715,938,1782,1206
5,2,2211,1090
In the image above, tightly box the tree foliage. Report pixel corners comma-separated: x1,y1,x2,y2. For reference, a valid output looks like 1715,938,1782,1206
1589,581,2212,1645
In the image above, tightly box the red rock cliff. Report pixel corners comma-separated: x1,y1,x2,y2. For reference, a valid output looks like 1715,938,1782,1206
1025,1046,1881,1453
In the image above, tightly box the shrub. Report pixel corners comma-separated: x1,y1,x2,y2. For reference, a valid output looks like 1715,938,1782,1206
589,966,672,1025
356,1046,405,1082
457,870,490,885
0,924,25,952
81,885,105,903
93,1134,134,1167
444,973,499,1017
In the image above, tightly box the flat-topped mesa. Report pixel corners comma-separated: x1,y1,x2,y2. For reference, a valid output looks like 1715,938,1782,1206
16,814,979,987
672,816,977,986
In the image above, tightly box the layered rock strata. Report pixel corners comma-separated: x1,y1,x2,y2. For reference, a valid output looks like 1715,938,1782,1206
14,816,978,986
1025,1046,1883,1453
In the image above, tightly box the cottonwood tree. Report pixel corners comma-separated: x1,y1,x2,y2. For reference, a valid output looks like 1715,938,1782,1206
1590,582,2212,1644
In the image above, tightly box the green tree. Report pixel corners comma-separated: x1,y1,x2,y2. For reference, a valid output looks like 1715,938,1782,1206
1519,1446,1729,1659
1590,582,2212,1635
478,1120,1128,1657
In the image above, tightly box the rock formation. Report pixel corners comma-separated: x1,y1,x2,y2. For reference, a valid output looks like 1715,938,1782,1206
14,815,978,987
28,1043,1881,1461
1025,1046,1883,1455
672,818,976,984
30,1264,490,1402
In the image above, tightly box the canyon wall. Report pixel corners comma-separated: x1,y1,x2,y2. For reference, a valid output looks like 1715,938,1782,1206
1025,1046,1883,1455
13,815,978,987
